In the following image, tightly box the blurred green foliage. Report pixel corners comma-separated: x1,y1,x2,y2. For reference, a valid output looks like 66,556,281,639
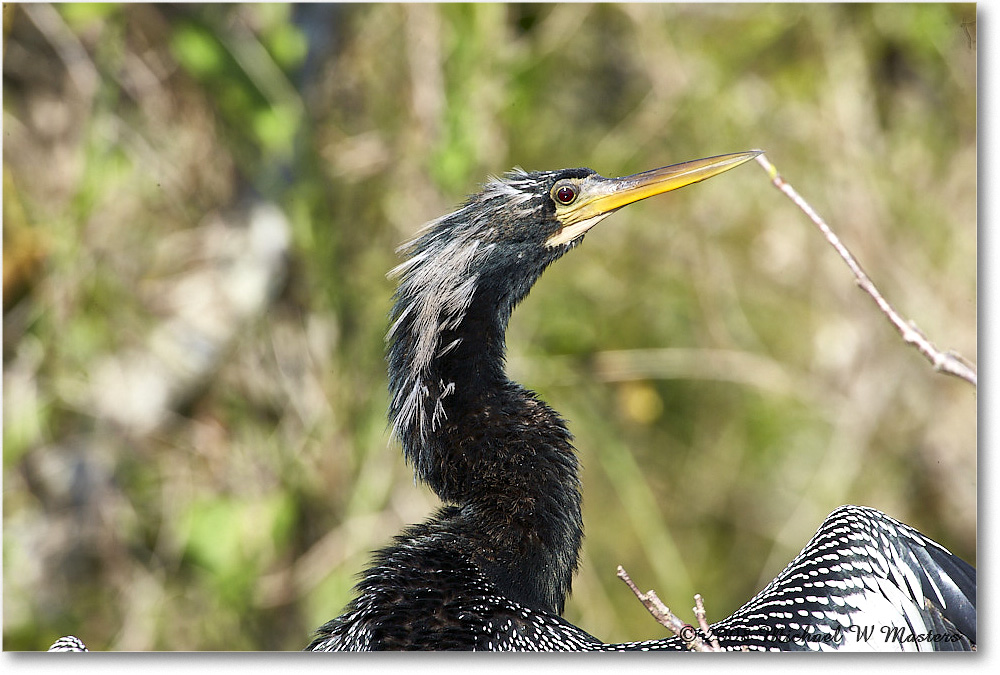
3,3,975,651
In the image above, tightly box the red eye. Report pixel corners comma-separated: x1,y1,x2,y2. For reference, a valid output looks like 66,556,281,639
555,184,577,205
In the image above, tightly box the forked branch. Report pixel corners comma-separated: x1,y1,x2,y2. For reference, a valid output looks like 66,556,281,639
616,565,722,652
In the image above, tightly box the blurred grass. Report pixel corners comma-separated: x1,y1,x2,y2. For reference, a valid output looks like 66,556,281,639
3,3,975,650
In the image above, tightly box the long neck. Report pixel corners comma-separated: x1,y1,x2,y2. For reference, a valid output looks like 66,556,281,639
387,272,583,614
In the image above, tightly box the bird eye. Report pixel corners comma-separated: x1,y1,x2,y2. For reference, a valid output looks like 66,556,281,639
553,183,578,205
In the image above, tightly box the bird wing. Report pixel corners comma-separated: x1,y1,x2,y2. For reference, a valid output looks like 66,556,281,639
698,505,975,651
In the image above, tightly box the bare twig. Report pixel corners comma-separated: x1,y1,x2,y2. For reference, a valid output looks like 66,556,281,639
616,565,721,652
692,593,721,651
754,153,977,388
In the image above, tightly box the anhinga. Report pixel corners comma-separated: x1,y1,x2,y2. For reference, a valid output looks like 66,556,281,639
49,152,977,652
301,151,976,651
302,151,976,651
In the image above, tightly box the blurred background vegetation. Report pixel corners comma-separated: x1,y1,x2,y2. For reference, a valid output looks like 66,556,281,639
3,3,975,651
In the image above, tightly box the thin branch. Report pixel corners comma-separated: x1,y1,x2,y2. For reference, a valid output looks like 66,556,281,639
616,565,721,652
754,153,977,388
692,594,721,651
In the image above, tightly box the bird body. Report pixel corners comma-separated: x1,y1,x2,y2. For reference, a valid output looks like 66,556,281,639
308,504,974,651
307,154,976,652
49,153,975,652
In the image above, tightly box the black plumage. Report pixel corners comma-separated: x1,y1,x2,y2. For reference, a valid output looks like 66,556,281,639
46,155,975,653
308,505,975,651
306,154,977,652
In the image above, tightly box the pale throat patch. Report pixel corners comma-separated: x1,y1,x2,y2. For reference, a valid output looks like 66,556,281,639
544,211,616,248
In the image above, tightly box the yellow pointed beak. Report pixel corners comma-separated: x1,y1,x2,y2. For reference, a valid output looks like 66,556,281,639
545,150,761,247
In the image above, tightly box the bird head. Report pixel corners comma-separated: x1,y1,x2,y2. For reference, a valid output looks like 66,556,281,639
387,150,760,454
391,150,760,336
